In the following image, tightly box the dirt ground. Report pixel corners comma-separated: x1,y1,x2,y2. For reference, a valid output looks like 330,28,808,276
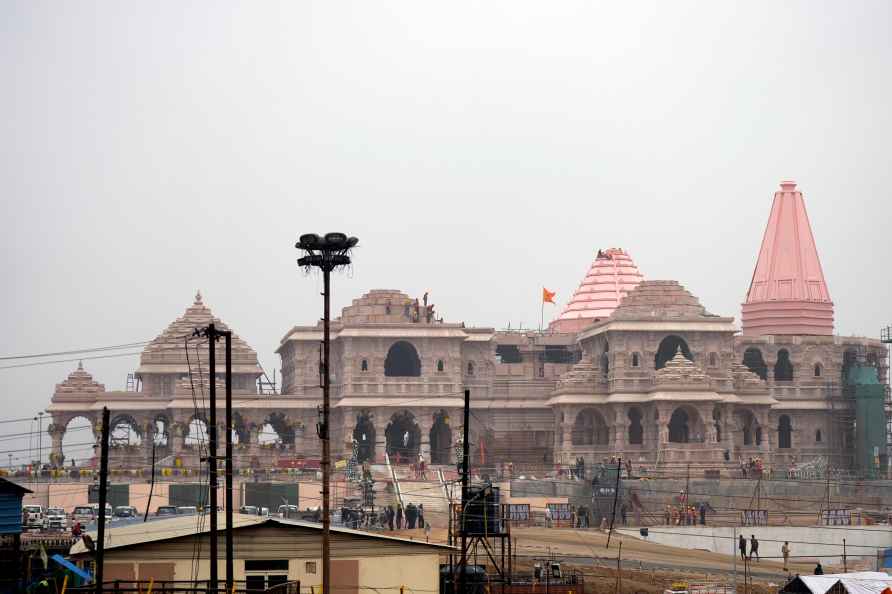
388,526,816,593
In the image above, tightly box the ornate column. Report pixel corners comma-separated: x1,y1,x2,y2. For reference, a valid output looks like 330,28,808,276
48,423,65,467
417,410,433,464
373,411,389,463
169,421,186,454
613,406,627,453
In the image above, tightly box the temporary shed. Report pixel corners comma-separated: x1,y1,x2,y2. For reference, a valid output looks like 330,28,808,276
70,513,453,593
782,573,892,594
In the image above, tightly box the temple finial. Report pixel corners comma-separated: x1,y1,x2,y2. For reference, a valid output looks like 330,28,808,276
77,360,83,370
195,290,203,305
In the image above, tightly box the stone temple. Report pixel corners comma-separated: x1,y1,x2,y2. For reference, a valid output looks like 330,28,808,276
46,182,890,475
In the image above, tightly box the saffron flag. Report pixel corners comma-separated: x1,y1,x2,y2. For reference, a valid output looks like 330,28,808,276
542,288,556,304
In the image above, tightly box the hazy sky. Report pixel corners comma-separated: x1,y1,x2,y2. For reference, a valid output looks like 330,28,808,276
2,1,891,462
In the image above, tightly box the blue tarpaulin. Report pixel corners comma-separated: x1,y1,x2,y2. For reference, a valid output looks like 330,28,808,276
50,554,92,581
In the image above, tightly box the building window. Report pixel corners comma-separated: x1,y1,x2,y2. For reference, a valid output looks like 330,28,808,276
361,359,368,372
467,362,474,376
774,349,794,382
815,429,822,443
814,363,822,378
778,415,792,449
708,353,718,367
437,359,444,372
384,341,421,377
631,353,640,368
305,561,317,574
245,560,289,571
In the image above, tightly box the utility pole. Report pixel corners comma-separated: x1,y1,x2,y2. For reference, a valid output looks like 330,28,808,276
224,329,234,591
95,407,110,594
843,538,847,573
458,388,471,594
296,232,357,594
606,457,622,549
615,540,623,594
206,323,219,592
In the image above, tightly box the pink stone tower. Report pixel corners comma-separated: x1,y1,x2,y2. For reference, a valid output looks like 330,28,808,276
550,248,644,334
741,181,834,336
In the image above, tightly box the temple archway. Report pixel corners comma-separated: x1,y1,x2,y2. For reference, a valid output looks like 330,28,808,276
429,410,452,464
655,336,692,370
627,407,644,445
353,413,376,463
572,409,609,446
185,416,208,448
668,407,704,443
774,349,794,381
385,411,421,463
62,416,95,466
743,348,768,380
152,415,170,447
110,414,142,447
778,415,792,449
384,341,421,377
735,409,762,446
231,412,249,445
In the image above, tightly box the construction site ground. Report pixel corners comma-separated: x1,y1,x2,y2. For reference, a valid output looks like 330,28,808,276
387,526,849,594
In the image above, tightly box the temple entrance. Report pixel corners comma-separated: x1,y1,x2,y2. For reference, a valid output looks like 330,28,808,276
110,414,142,448
385,411,420,464
736,410,762,446
778,415,792,449
384,341,421,377
743,348,768,380
627,408,643,445
572,409,609,446
655,336,692,370
353,413,376,463
62,416,94,466
429,411,452,464
667,407,704,443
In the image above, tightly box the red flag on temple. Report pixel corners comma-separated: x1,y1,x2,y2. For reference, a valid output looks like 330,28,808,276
542,288,556,304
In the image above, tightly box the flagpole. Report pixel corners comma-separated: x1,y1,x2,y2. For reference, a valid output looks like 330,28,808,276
540,299,544,333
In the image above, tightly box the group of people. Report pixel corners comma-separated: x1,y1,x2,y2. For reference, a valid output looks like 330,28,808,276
664,503,710,526
383,502,425,531
740,456,765,478
738,534,761,562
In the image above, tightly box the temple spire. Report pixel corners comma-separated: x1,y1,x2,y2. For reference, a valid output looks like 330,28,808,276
741,181,834,336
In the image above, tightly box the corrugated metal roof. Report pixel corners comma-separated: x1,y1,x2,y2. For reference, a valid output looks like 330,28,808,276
70,513,454,556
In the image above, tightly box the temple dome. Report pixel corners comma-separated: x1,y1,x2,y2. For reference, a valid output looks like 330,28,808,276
610,280,716,321
549,248,644,334
741,181,834,336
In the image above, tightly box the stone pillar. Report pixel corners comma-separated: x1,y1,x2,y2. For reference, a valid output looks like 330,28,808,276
143,421,156,466
248,424,261,457
170,422,186,454
560,421,573,465
48,423,65,467
373,411,389,463
613,407,627,452
417,411,433,464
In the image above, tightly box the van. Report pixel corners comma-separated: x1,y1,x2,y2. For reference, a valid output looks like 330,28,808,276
72,505,96,525
22,505,43,529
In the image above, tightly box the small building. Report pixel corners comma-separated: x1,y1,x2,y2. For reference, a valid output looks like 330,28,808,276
69,514,452,592
0,477,33,593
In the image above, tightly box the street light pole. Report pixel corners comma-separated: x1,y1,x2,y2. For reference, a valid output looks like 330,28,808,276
296,232,358,594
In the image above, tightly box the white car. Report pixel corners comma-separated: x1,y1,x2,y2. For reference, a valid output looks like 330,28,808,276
22,505,43,530
44,507,68,531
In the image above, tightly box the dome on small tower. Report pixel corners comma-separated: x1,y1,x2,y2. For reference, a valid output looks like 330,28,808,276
549,248,644,334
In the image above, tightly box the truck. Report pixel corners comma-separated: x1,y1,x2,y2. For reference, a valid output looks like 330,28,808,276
44,507,68,531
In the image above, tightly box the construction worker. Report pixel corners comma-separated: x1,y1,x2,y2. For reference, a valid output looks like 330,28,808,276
782,541,790,571
738,534,747,561
750,535,759,561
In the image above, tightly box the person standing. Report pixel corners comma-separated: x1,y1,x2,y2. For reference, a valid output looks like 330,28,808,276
750,535,759,561
545,505,552,528
738,534,747,561
396,504,403,530
782,541,790,572
620,503,628,526
699,502,707,526
815,562,824,575
418,504,425,529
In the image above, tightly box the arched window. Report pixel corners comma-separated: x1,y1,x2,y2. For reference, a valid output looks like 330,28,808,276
815,429,822,443
627,408,643,445
742,348,768,380
467,362,474,376
361,359,368,372
655,336,692,370
708,353,718,367
384,341,421,377
774,349,794,382
631,353,640,368
572,410,609,446
437,360,444,372
600,353,609,377
668,408,691,443
778,415,792,449
814,363,822,378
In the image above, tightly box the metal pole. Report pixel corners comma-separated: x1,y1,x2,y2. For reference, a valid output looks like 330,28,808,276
208,323,219,592
225,331,234,591
732,525,737,592
96,407,110,594
459,388,471,594
606,457,622,548
322,266,332,594
843,538,847,573
143,443,156,522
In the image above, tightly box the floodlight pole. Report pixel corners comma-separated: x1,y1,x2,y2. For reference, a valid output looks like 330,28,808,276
208,323,219,592
296,232,357,594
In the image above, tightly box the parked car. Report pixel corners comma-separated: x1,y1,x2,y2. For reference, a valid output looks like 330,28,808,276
156,505,178,517
277,505,299,519
22,505,43,529
239,505,259,515
44,507,68,531
114,506,137,519
176,506,198,515
72,505,96,525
